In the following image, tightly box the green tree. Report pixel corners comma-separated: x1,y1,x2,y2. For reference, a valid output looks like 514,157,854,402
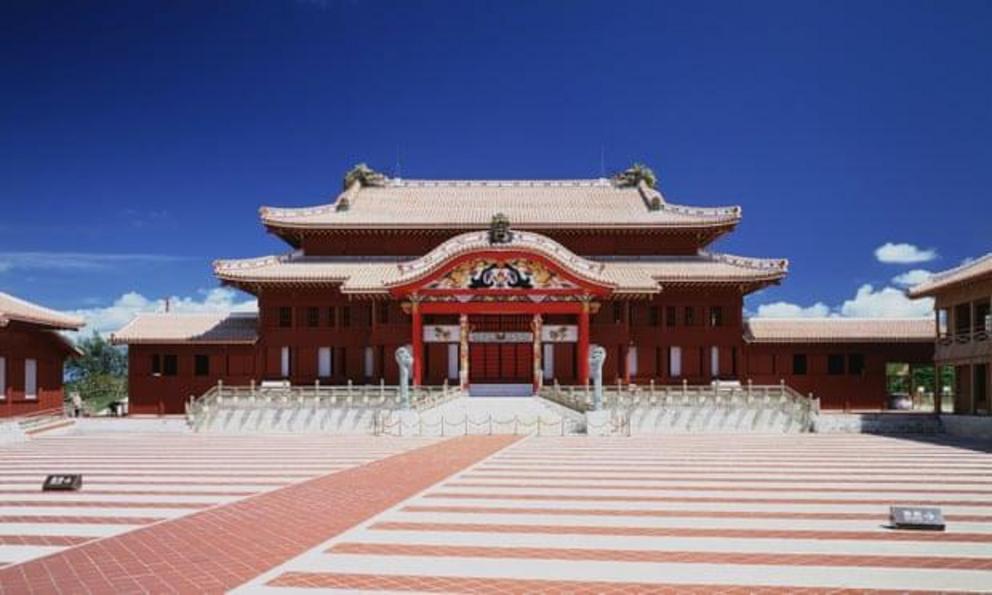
65,333,127,415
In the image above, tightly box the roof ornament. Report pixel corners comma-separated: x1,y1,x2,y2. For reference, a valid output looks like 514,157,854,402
342,163,388,190
613,163,665,210
488,212,513,245
612,163,658,190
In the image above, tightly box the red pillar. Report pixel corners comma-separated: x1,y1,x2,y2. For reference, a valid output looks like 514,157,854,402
578,300,590,386
532,313,543,393
411,301,423,386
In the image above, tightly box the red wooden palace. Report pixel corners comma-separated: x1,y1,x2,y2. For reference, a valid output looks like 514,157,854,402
113,165,933,414
0,292,84,418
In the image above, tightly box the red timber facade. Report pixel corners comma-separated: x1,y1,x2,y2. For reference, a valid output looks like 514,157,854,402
0,292,84,417
112,166,933,414
909,253,992,414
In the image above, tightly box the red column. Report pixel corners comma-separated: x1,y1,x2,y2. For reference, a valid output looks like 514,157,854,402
411,301,423,386
578,300,590,386
459,313,470,390
532,313,543,393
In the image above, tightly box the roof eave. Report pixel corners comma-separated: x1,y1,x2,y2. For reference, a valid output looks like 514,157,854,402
260,219,742,232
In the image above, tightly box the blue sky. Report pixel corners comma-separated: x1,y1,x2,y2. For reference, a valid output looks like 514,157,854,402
1,0,989,334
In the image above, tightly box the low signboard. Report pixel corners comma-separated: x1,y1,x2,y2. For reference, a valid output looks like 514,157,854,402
889,506,945,531
469,331,533,343
43,474,83,492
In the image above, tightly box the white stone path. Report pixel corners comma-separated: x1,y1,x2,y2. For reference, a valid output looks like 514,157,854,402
0,430,435,569
237,434,992,593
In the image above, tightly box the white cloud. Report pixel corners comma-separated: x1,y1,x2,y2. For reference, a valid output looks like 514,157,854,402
0,252,186,273
753,282,935,319
839,284,934,318
68,288,257,338
754,301,831,318
874,242,937,264
891,269,933,288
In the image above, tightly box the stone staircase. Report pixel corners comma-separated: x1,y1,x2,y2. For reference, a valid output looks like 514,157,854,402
186,380,817,436
542,381,818,434
376,396,586,436
186,382,459,433
16,408,76,437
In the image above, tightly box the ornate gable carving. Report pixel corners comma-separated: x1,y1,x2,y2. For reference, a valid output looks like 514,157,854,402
426,258,579,291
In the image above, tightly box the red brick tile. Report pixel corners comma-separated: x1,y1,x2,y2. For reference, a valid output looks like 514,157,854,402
327,542,992,571
0,436,518,594
266,571,924,593
371,521,992,543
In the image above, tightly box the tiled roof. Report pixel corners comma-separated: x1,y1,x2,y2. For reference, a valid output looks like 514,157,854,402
214,231,787,294
907,253,992,298
0,292,84,330
111,312,258,345
745,317,933,343
259,178,741,230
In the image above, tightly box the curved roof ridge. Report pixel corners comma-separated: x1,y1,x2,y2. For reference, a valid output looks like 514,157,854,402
908,252,992,297
214,251,301,273
388,177,612,187
0,291,85,330
388,229,614,288
930,252,992,282
700,250,790,272
257,174,743,232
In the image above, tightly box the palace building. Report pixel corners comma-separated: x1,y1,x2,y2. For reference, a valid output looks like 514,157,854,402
113,165,934,415
909,253,992,415
0,292,84,417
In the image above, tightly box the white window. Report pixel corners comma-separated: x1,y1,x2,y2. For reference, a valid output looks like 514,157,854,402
280,347,290,378
25,359,37,400
0,357,6,400
318,347,332,378
626,346,638,378
669,347,682,378
542,344,555,380
364,346,374,379
447,344,459,380
711,346,720,378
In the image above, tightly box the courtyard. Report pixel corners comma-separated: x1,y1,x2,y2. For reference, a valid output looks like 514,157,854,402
0,428,990,593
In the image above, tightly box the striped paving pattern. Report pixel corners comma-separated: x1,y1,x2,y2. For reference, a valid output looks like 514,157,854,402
0,431,435,570
240,434,992,593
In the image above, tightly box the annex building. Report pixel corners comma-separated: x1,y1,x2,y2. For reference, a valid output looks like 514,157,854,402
113,165,933,415
0,292,83,417
910,253,992,414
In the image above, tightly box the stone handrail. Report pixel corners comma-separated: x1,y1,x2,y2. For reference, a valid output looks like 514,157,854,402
540,379,818,431
186,380,459,428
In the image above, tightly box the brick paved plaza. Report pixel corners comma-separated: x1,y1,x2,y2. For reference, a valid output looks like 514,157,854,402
1,430,991,593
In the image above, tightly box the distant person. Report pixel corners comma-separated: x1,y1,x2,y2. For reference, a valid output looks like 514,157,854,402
70,392,83,418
